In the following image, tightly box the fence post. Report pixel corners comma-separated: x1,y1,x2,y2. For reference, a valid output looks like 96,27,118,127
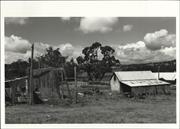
74,66,77,103
61,71,64,99
11,82,16,105
29,43,34,105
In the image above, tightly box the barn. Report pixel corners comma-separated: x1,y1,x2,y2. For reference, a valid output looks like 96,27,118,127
110,71,170,96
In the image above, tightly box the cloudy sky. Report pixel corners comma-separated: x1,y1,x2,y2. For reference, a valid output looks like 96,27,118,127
5,17,176,64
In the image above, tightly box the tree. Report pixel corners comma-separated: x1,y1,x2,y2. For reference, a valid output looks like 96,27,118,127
28,58,39,69
64,58,77,81
76,42,120,81
101,46,119,68
37,47,66,68
82,42,102,63
76,56,84,64
36,47,79,79
5,59,29,80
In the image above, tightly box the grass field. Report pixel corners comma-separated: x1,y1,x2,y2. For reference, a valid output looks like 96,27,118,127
5,88,176,123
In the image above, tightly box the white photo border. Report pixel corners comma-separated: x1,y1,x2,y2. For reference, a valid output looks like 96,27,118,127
1,1,179,129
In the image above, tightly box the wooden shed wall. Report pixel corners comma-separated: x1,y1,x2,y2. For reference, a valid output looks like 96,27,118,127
32,69,62,99
131,85,170,96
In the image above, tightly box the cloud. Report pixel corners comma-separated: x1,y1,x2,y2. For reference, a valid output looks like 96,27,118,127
144,29,168,43
123,24,133,32
117,41,145,50
5,35,51,64
61,17,71,21
79,17,118,33
57,43,74,57
4,35,78,64
5,35,31,53
56,43,84,62
144,29,176,50
5,17,29,25
115,41,176,64
160,47,176,57
5,50,43,64
5,52,26,64
35,42,50,54
115,41,152,64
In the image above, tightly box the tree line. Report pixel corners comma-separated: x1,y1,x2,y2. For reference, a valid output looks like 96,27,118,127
5,42,176,80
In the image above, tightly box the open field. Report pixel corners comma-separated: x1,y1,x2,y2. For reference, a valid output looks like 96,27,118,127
5,88,176,124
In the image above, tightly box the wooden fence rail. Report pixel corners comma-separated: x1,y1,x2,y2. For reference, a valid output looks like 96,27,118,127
5,76,28,84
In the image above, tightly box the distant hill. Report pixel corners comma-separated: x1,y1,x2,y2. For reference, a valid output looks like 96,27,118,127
5,59,176,81
112,60,176,72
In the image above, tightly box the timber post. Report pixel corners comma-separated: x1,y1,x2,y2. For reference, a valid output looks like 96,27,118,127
11,82,16,105
74,66,77,103
29,43,34,105
61,71,64,99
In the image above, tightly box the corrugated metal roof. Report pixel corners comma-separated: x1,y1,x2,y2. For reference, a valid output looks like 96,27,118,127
114,71,156,81
153,72,176,81
121,79,169,87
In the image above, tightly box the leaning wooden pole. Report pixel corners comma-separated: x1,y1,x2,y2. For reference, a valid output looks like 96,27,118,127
158,65,160,80
29,43,34,105
74,66,78,103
